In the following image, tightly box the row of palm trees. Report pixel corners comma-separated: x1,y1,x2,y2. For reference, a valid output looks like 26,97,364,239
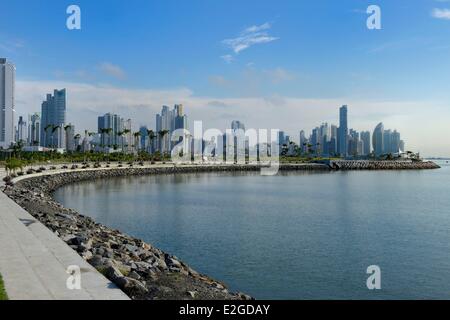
43,124,74,149
97,128,171,154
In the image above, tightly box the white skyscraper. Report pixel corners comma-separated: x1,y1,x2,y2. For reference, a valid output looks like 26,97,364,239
0,58,16,149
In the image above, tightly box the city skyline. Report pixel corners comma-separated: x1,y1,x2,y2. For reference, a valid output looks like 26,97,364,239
2,1,450,156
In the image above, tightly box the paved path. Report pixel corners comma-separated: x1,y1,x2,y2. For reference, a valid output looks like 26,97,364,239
0,166,129,300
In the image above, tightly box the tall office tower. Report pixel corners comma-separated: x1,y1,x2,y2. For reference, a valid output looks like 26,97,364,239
173,104,188,150
399,140,405,153
329,125,338,155
348,129,359,156
139,126,148,151
64,124,75,152
98,113,123,148
373,122,384,156
123,119,132,153
310,127,320,153
156,105,174,153
299,130,307,152
319,123,330,156
338,105,348,157
0,58,16,149
391,130,401,154
40,89,67,147
360,131,371,156
383,129,392,154
28,113,41,146
16,116,27,144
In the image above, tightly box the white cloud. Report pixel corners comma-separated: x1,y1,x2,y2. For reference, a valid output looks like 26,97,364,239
222,22,279,55
98,62,127,80
264,68,296,83
431,8,450,19
220,54,234,64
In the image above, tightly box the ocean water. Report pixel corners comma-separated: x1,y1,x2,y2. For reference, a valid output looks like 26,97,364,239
54,161,450,299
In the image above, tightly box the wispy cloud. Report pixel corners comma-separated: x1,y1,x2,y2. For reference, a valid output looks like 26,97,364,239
220,22,279,62
220,54,234,64
431,8,450,19
98,62,127,80
0,37,25,53
222,22,279,54
264,68,295,84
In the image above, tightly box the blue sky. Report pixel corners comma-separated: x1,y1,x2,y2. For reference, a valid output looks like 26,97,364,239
1,0,450,156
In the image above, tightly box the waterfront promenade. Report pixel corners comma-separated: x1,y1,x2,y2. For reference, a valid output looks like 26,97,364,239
0,166,129,300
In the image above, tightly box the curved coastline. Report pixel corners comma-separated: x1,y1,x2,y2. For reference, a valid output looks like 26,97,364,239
2,161,440,300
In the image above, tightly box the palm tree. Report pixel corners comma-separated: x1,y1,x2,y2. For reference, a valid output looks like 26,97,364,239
122,129,131,153
147,129,155,154
158,129,169,155
44,124,53,148
51,125,60,148
133,131,141,153
117,131,125,152
316,142,321,158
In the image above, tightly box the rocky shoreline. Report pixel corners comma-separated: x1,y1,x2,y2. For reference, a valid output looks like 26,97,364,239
2,161,440,300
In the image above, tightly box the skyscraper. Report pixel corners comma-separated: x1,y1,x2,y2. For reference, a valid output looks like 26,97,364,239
40,89,66,147
373,122,384,156
0,58,16,149
28,113,41,146
360,131,371,156
98,113,123,148
338,105,348,157
16,116,27,144
64,124,76,152
156,105,174,153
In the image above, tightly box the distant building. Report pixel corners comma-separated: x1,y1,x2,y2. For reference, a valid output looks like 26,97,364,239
98,113,123,149
28,113,41,146
338,105,348,157
16,116,27,145
373,122,384,156
40,89,66,147
360,131,371,156
64,124,75,152
0,58,16,149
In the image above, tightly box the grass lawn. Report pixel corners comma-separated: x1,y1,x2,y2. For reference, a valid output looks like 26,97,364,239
0,273,8,300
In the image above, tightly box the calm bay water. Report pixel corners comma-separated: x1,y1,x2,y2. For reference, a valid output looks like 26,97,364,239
54,161,450,299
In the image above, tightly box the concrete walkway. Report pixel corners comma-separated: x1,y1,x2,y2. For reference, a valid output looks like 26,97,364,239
0,166,129,300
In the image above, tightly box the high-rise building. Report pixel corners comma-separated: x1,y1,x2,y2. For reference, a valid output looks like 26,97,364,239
156,105,174,153
373,122,384,156
174,104,188,131
0,58,16,149
16,116,27,144
391,130,401,154
40,89,66,147
383,129,392,155
338,105,348,157
360,131,371,156
64,124,76,152
28,113,41,146
98,113,123,148
299,130,307,152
